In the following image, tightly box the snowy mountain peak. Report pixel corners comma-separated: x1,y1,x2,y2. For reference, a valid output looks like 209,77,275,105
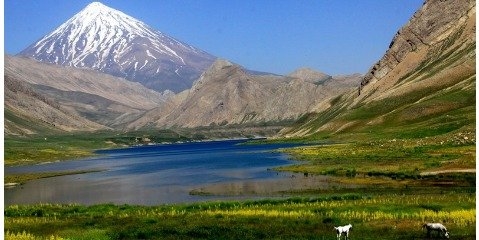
84,1,109,10
65,1,146,35
79,2,123,23
19,2,216,92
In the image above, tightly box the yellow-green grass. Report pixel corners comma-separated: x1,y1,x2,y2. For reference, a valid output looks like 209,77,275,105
279,138,475,180
5,190,475,239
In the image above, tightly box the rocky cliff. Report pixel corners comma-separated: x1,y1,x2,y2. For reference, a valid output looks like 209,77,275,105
360,0,475,97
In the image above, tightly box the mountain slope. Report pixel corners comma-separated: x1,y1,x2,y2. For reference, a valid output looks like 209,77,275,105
358,0,475,102
128,59,361,129
5,73,107,135
18,2,216,92
5,55,169,134
283,0,475,139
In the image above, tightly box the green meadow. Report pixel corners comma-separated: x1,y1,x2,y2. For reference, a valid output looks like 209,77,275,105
5,189,475,240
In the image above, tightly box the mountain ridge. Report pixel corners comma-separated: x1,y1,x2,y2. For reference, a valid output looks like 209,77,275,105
127,59,361,129
5,54,360,135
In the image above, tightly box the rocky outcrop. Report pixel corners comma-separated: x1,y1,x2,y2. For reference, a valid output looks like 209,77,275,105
360,0,475,92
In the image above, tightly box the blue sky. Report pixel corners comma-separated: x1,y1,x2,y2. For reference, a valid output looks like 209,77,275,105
5,1,424,75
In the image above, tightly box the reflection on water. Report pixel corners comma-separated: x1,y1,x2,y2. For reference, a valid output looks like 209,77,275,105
190,174,344,196
5,140,305,206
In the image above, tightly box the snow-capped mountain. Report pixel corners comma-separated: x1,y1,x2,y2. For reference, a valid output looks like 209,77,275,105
18,2,216,93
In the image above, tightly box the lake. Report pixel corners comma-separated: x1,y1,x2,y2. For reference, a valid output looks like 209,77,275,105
4,139,301,206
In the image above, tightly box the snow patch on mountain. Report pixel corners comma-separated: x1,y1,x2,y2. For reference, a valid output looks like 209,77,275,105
19,2,216,92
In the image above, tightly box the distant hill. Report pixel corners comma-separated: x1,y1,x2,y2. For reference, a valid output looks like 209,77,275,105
282,0,476,139
5,55,169,135
127,59,361,129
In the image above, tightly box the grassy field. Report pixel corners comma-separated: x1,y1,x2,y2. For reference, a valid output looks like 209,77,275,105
279,138,475,180
4,189,475,240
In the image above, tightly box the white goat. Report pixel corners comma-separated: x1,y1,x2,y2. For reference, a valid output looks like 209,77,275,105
423,223,449,238
334,224,352,240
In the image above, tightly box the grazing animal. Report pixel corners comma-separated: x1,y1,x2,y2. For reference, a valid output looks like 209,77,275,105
423,223,449,238
334,224,352,239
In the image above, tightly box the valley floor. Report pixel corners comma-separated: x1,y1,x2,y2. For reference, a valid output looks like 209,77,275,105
4,132,476,239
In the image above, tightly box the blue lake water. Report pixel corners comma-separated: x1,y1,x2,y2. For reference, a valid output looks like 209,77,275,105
4,139,300,206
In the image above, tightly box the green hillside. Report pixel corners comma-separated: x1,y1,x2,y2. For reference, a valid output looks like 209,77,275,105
283,17,475,143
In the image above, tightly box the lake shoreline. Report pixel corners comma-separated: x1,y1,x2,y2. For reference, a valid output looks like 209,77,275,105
4,139,301,206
